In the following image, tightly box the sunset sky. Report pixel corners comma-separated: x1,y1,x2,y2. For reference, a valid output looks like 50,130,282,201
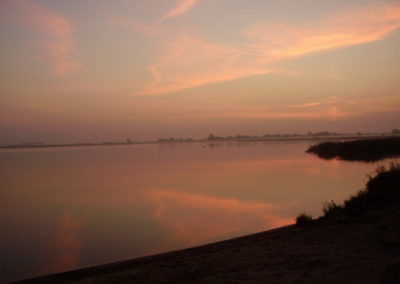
1,0,399,144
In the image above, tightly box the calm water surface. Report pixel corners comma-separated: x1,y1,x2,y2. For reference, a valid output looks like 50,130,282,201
0,141,389,282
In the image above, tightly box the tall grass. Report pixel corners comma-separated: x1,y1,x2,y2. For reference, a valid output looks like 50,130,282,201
296,163,400,225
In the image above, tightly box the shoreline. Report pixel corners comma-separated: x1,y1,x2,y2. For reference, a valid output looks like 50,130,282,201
1,134,396,151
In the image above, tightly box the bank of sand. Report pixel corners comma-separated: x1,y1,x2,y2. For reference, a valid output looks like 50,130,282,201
17,200,400,284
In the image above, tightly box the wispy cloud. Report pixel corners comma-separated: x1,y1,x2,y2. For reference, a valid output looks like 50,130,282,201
159,0,200,23
211,108,348,120
110,94,400,122
206,95,400,120
287,102,321,109
142,2,400,95
245,3,400,61
11,0,80,75
141,34,278,95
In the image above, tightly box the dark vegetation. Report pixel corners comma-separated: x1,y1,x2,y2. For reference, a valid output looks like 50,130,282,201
296,163,400,225
158,137,194,143
295,213,313,226
306,137,400,162
205,131,383,141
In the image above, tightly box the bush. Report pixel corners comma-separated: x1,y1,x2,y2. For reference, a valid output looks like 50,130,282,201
295,163,400,224
321,200,343,218
296,213,313,226
341,166,396,215
325,163,400,218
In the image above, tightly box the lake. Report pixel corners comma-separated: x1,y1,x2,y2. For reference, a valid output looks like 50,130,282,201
0,140,389,282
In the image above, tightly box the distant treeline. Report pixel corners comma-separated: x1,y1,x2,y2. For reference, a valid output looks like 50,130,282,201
158,131,394,143
158,138,194,143
206,131,340,141
3,129,399,148
306,137,400,162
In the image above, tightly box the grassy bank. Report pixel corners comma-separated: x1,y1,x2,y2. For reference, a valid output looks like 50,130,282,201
297,163,400,225
306,137,400,162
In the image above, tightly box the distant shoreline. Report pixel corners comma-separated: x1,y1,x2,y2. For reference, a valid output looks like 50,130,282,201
1,134,397,150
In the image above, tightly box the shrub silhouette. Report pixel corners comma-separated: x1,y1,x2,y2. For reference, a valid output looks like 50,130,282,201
344,163,400,215
322,163,400,219
297,163,400,224
321,200,343,218
296,213,313,226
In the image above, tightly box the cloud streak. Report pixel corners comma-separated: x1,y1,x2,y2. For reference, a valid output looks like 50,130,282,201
141,34,277,95
159,0,200,23
206,95,400,120
245,3,400,61
287,102,321,109
142,2,400,95
11,0,80,75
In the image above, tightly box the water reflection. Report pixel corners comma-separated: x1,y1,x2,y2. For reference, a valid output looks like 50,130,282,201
45,213,83,273
0,141,386,282
148,189,293,245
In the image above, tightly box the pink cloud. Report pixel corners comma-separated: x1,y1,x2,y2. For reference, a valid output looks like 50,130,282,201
205,95,400,120
211,109,348,120
143,2,400,95
287,102,321,109
159,0,200,23
11,0,80,75
141,34,281,95
245,3,400,61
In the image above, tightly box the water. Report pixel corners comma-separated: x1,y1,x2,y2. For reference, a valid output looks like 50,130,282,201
0,141,387,282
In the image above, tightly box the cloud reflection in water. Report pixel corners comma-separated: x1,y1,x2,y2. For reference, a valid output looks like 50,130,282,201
149,189,294,245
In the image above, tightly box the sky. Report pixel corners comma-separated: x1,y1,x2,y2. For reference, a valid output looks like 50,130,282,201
0,0,399,144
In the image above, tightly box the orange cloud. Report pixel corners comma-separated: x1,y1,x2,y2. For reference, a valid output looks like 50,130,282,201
245,3,400,61
206,95,400,120
141,34,282,95
143,2,400,95
287,102,321,109
340,95,400,114
148,189,293,245
159,0,200,23
212,109,348,120
11,0,80,75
